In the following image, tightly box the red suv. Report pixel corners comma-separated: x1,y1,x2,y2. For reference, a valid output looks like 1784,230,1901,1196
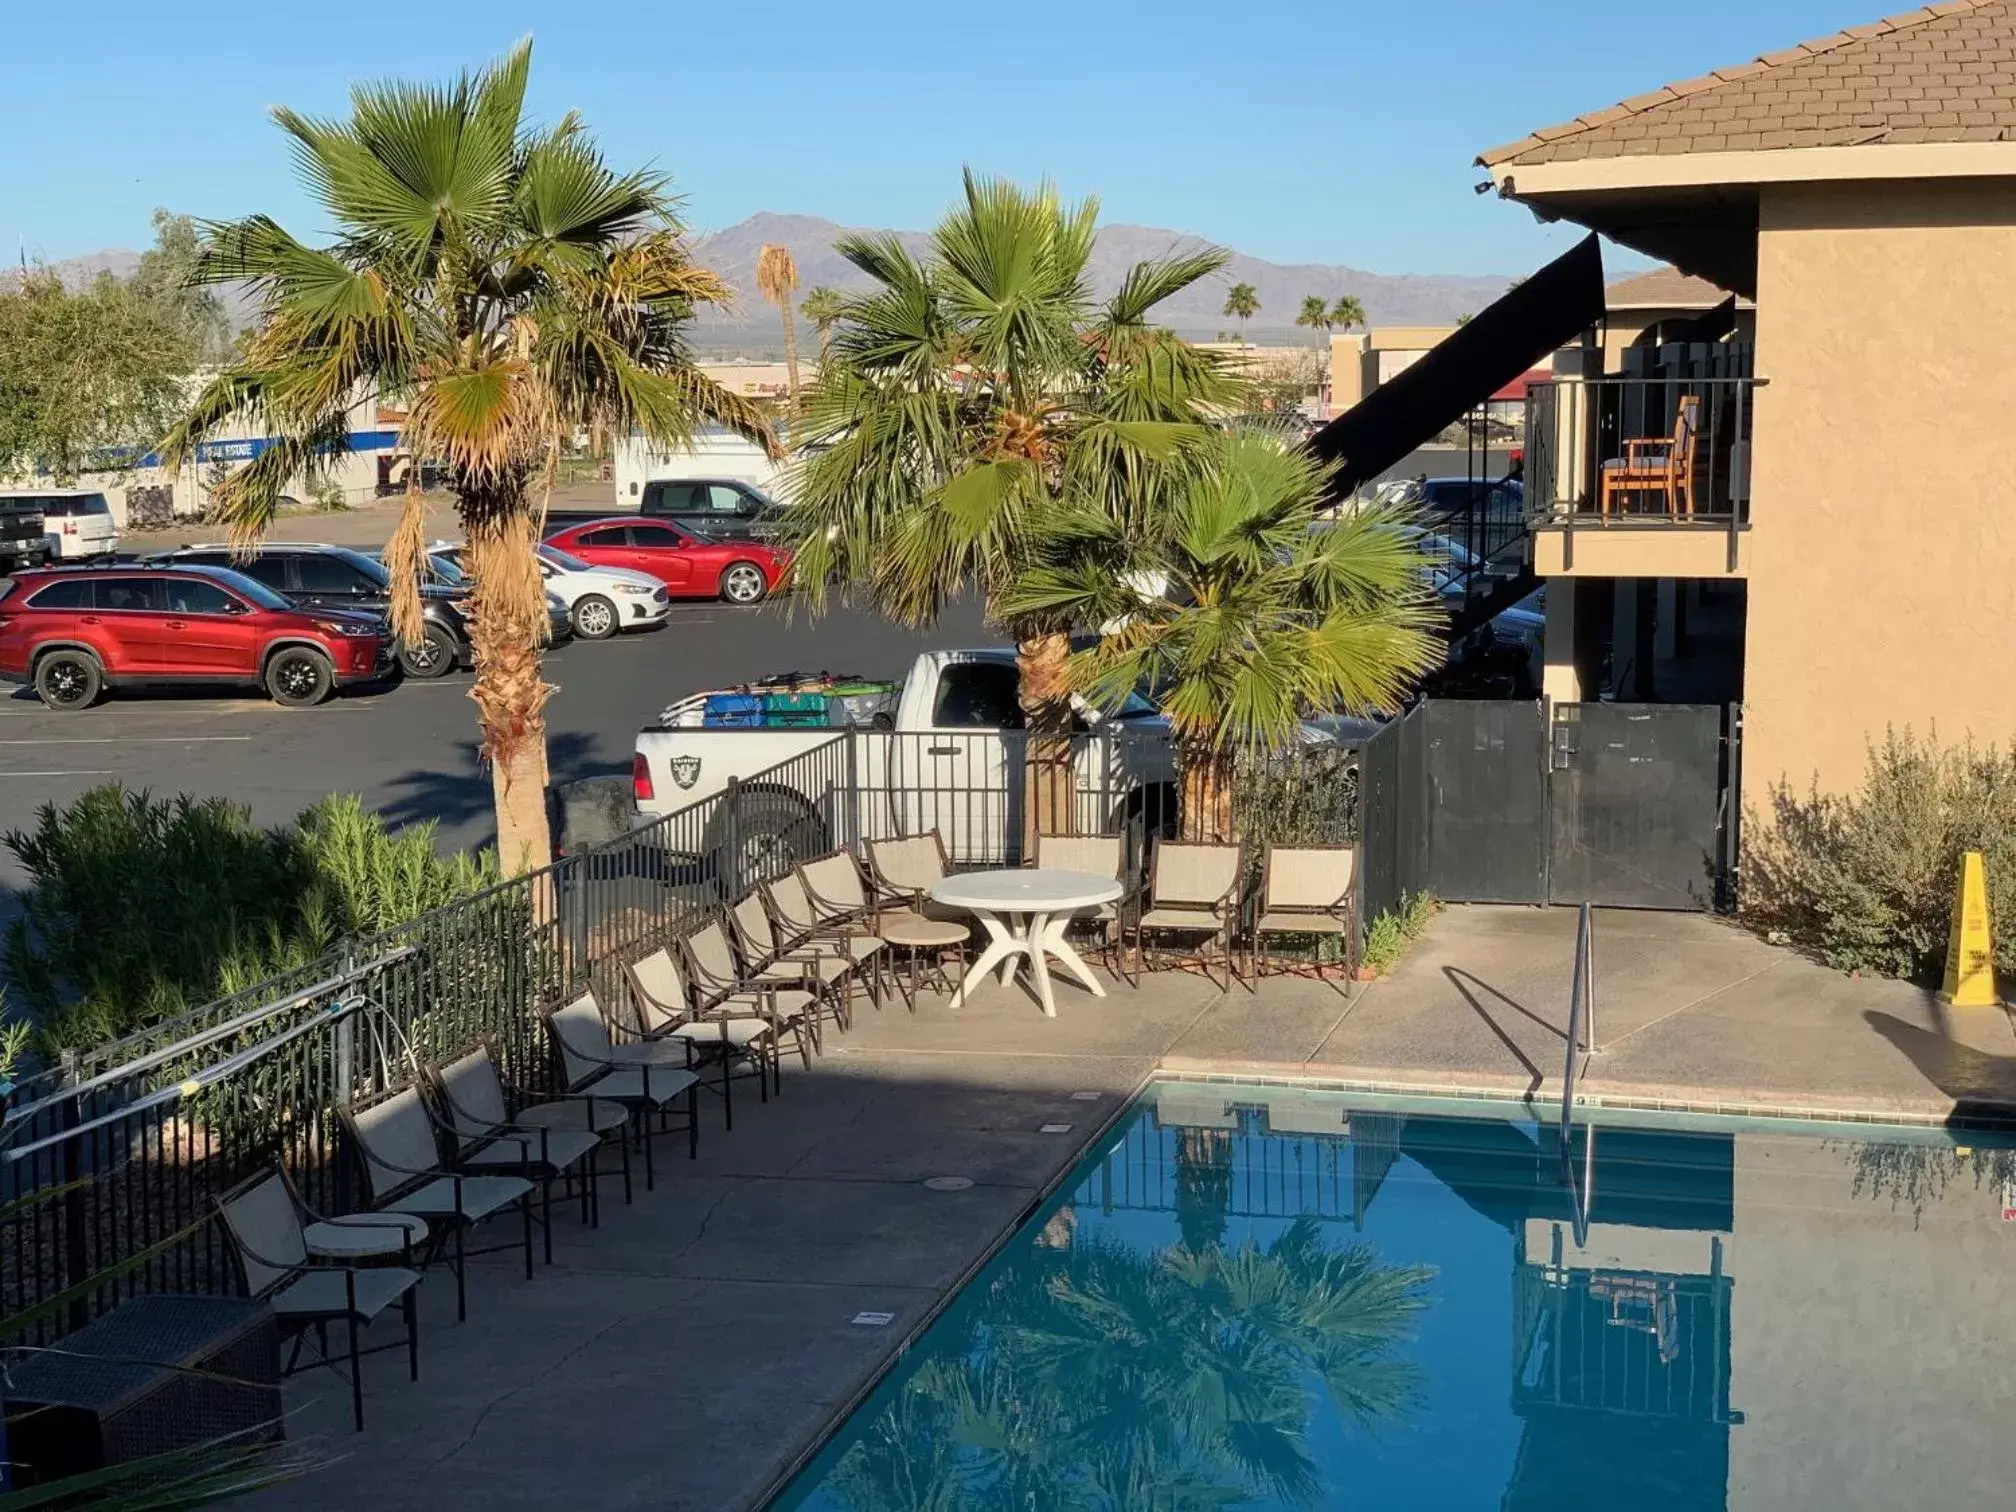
0,565,394,710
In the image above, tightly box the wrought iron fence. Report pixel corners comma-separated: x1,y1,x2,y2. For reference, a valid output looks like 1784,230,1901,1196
0,727,1362,1339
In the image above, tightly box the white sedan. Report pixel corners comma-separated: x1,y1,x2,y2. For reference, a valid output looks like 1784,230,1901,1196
427,542,671,639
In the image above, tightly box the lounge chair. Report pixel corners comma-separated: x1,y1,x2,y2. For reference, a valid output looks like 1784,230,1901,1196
1033,833,1137,987
217,1169,423,1432
1125,840,1246,992
426,1044,614,1259
1252,843,1359,989
623,945,783,1130
338,1086,538,1322
679,914,828,1054
862,834,973,1007
544,991,700,1192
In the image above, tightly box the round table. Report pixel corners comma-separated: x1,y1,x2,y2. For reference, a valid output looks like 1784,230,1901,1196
303,1212,427,1260
928,869,1124,1018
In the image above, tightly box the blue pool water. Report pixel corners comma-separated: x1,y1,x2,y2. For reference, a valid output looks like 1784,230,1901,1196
773,1083,2016,1510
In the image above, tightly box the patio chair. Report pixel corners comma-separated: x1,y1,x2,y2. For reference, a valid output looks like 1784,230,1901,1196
1251,843,1359,990
425,1044,614,1260
545,991,701,1192
797,849,880,930
216,1169,421,1432
623,945,781,1131
680,914,829,1055
1124,839,1247,992
863,833,974,1008
338,1086,537,1323
764,868,889,1000
730,887,873,1028
1599,394,1700,520
1034,833,1137,987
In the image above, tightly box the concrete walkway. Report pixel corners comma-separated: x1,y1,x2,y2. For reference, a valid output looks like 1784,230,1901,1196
261,908,2016,1509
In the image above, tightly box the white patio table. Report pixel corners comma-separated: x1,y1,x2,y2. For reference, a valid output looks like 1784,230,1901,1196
929,868,1124,1018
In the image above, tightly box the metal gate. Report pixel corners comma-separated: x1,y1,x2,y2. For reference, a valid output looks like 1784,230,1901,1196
1548,703,1730,911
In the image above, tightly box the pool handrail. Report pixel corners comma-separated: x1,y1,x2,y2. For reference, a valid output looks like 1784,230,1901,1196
1558,901,1595,1145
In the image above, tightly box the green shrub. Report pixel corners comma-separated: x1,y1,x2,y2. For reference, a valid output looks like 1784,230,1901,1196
1742,729,2016,981
4,785,497,1052
1360,890,1438,977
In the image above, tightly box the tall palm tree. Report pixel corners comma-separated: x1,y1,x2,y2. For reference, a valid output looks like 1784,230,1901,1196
1222,281,1259,341
1295,294,1332,337
161,43,772,873
755,243,802,402
782,171,1240,846
799,283,845,363
1004,431,1441,839
1330,293,1367,330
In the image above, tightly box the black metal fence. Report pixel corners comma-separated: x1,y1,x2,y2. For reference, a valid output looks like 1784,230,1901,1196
0,728,1363,1341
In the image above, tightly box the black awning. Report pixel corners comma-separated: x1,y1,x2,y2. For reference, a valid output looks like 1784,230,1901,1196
1670,294,1738,345
1308,233,1606,499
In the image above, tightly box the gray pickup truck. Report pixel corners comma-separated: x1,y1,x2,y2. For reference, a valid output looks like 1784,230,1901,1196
0,495,51,573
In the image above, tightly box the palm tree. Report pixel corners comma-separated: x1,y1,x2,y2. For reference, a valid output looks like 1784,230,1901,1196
1004,430,1441,839
1330,293,1367,330
162,43,772,873
800,283,845,362
755,242,802,402
1295,294,1332,338
1222,281,1259,340
782,171,1240,846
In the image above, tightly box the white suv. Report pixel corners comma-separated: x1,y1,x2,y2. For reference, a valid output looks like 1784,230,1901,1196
3,489,118,561
427,541,670,640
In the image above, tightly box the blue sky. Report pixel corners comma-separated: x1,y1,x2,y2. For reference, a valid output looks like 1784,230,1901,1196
9,0,1862,274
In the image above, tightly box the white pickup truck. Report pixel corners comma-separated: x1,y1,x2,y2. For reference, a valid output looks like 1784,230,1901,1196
630,647,1375,886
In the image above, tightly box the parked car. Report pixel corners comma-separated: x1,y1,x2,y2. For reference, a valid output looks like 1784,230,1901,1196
0,564,392,710
544,517,790,605
0,492,51,573
637,476,786,542
0,489,118,561
149,543,570,677
428,541,670,640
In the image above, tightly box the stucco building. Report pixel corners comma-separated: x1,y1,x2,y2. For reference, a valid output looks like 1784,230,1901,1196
1478,0,2016,800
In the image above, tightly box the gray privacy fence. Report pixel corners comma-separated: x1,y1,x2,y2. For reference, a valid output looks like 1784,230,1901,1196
1,728,1361,1341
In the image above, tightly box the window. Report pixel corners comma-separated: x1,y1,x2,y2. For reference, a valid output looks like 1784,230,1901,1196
932,663,1025,730
645,482,700,515
26,579,92,610
704,484,748,515
629,524,685,548
163,578,239,615
292,554,374,595
577,526,630,547
97,577,163,613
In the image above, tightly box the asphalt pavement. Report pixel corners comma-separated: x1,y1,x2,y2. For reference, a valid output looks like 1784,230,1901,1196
0,592,988,893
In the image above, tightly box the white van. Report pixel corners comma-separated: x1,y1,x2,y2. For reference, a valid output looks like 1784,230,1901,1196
611,426,782,506
2,489,119,560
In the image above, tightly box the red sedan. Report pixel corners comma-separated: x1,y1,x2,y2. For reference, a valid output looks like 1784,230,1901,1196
543,518,789,605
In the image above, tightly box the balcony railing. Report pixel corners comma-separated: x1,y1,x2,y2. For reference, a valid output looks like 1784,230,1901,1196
1525,373,1758,570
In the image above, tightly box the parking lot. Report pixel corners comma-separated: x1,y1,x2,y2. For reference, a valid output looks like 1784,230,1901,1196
0,589,986,893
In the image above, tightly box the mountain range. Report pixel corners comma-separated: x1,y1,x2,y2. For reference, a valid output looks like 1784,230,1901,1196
14,212,1516,352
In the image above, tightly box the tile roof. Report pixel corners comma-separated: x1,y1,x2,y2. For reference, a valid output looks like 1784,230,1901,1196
1480,1,2016,167
1605,266,1737,307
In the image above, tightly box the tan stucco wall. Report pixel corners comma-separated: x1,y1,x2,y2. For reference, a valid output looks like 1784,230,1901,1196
1743,179,2016,797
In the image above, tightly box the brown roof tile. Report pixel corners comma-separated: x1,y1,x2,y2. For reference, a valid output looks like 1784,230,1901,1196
1605,265,1741,308
1478,0,2016,166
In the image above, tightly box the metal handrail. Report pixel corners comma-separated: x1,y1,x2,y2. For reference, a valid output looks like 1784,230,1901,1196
1558,901,1595,1143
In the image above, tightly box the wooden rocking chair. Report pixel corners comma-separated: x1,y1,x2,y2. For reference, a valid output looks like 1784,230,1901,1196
1598,394,1700,520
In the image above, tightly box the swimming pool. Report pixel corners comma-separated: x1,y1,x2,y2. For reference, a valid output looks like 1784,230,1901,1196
772,1081,2016,1509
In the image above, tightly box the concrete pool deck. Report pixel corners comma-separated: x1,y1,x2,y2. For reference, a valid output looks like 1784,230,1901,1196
260,906,2016,1509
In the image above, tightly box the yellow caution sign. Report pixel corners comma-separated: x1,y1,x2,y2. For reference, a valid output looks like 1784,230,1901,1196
1940,850,2000,1008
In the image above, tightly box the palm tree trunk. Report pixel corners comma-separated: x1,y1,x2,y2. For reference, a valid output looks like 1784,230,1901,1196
1016,631,1075,859
457,475,555,876
780,300,800,404
1178,744,1238,844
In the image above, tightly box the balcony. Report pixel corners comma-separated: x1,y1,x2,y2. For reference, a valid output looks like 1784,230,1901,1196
1525,366,1757,578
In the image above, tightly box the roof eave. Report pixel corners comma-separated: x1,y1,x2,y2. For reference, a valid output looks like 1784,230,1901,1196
1483,140,2016,197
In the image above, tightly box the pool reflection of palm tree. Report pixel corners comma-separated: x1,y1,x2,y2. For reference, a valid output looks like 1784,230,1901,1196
826,1215,1433,1510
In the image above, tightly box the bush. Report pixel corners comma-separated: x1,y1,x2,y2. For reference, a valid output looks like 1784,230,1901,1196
1742,729,2016,981
1360,890,1438,976
4,786,498,1052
